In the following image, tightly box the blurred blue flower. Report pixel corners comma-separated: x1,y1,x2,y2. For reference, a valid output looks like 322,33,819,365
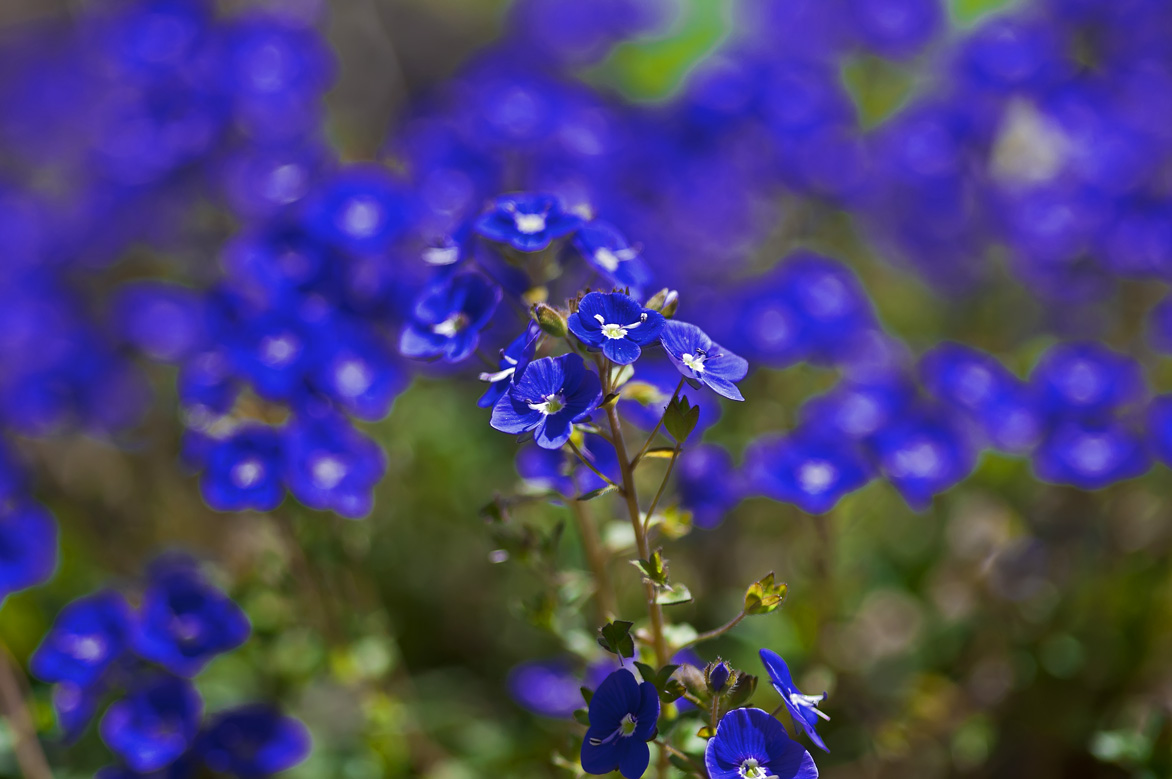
799,378,913,442
197,704,312,778
507,658,586,718
400,273,501,363
676,444,742,529
283,412,387,518
491,354,602,449
517,432,619,497
304,165,413,254
580,668,659,779
705,707,819,779
100,674,203,774
133,557,250,677
660,320,748,401
199,425,285,512
229,311,315,402
574,221,652,295
309,322,406,421
748,430,873,515
113,281,207,363
53,679,109,743
1030,342,1146,421
475,192,584,252
31,590,133,688
846,0,942,59
569,291,665,365
0,501,58,601
479,322,541,410
870,410,976,511
1033,419,1151,489
759,649,829,753
1148,395,1172,468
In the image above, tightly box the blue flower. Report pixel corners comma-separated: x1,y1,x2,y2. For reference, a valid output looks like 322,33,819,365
798,378,913,442
871,410,977,511
660,320,749,401
113,281,207,363
507,659,586,718
474,192,584,252
31,590,132,688
179,350,239,415
569,292,665,365
759,649,829,753
1030,342,1146,422
283,412,387,518
230,311,314,402
400,273,501,363
747,430,873,515
1033,420,1151,490
133,557,250,677
309,322,407,421
479,322,541,409
1148,396,1172,467
491,354,602,449
0,501,57,601
199,425,286,513
676,445,743,529
54,679,108,743
846,0,942,60
705,707,819,779
304,165,413,254
197,705,312,778
574,221,652,295
100,674,202,774
618,357,722,438
580,668,660,779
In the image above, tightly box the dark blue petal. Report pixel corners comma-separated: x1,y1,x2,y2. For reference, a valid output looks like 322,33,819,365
603,338,642,365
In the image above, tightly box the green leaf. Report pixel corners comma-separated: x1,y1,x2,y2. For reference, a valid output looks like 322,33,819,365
573,708,591,726
656,583,693,606
631,548,669,587
725,672,757,708
611,363,635,391
653,505,693,540
660,678,686,703
634,661,657,685
840,55,915,130
597,620,635,658
696,725,716,740
577,484,619,502
663,395,700,442
744,572,788,616
580,686,594,705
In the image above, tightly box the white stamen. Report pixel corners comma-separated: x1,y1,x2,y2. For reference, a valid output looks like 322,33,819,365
527,393,565,415
433,313,468,337
478,367,516,383
601,323,628,340
790,692,831,721
682,352,706,374
740,758,779,779
423,245,460,265
589,713,638,747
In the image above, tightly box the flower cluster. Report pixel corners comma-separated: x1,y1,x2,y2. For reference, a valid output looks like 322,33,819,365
31,555,309,777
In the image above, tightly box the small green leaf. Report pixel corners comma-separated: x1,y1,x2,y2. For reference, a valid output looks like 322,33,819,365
631,548,669,587
725,672,757,708
580,686,594,705
656,583,693,606
641,447,678,460
597,620,635,658
660,678,686,703
697,725,716,740
577,484,619,502
744,572,788,616
634,661,657,685
611,363,635,390
532,302,568,337
573,708,591,726
662,395,697,442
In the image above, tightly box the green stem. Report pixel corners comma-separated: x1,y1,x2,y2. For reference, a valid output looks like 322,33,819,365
642,445,681,537
633,378,685,466
0,642,54,779
677,611,747,651
567,438,622,491
569,500,616,621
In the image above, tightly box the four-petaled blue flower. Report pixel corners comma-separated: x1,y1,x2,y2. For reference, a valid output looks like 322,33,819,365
200,425,286,513
474,192,584,252
660,320,749,401
0,501,58,602
283,412,388,519
759,649,829,752
569,292,665,365
705,707,819,779
580,668,660,779
400,273,501,363
99,674,203,774
747,431,872,515
133,556,251,677
31,590,132,688
574,221,653,296
479,322,541,409
491,354,602,449
197,704,313,778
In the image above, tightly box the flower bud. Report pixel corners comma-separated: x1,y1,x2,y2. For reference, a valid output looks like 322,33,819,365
644,288,679,317
706,659,731,693
532,303,568,338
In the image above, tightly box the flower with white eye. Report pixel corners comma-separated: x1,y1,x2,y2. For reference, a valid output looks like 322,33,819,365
660,320,749,402
474,192,584,252
567,292,665,366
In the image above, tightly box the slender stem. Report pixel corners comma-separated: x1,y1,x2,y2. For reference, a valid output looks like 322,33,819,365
569,500,616,621
604,401,670,668
654,739,706,776
641,445,681,537
567,439,622,491
0,642,54,779
633,378,685,466
677,611,747,651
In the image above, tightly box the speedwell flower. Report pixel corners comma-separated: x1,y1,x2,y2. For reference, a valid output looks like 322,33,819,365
660,320,749,401
400,272,501,363
705,707,819,779
759,649,829,752
31,590,132,688
475,192,584,252
574,221,652,295
100,674,203,773
491,354,602,449
568,291,665,365
197,705,312,778
580,668,660,779
478,322,541,409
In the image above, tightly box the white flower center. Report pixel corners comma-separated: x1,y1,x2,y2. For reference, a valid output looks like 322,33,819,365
231,458,264,488
423,245,460,265
1069,435,1115,474
514,212,547,234
682,350,706,374
67,634,107,663
340,197,383,238
260,334,299,366
528,393,565,415
595,248,621,272
740,758,778,779
336,359,373,397
433,313,469,337
797,460,837,494
312,456,347,489
619,713,637,737
889,440,943,479
593,312,646,340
